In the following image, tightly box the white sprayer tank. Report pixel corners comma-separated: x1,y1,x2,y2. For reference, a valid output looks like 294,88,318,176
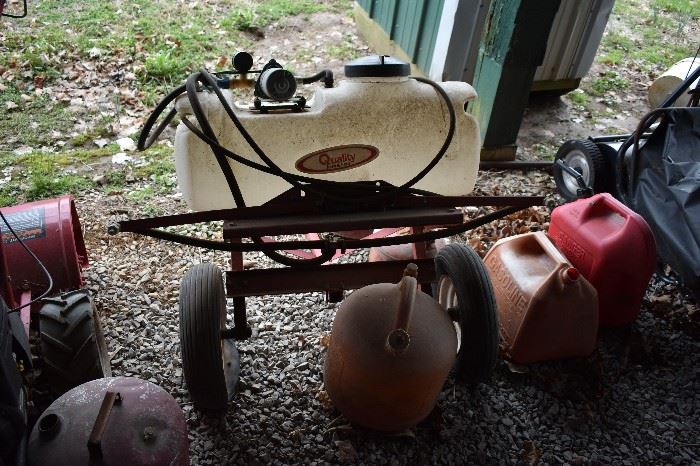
174,56,481,210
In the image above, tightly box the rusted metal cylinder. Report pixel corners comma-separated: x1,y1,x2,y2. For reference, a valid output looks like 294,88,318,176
368,238,446,262
324,265,457,431
27,377,189,466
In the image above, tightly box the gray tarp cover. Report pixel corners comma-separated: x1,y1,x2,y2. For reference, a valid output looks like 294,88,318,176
631,107,700,300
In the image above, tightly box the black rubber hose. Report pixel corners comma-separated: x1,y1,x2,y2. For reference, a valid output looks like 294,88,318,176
185,71,336,266
138,84,186,151
180,115,383,189
186,72,247,208
136,74,331,266
1,210,53,313
140,69,457,204
299,69,333,87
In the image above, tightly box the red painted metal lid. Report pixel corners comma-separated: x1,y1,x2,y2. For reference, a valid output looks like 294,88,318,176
27,377,189,466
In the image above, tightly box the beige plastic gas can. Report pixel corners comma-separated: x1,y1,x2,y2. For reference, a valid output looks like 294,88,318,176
483,232,598,364
174,76,480,210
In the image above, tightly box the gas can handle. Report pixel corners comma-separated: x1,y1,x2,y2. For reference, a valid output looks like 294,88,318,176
582,193,630,222
385,264,418,354
535,231,568,264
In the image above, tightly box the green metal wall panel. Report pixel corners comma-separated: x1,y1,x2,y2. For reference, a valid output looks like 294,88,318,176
357,0,372,11
415,0,443,72
376,0,398,36
395,1,424,57
355,0,444,74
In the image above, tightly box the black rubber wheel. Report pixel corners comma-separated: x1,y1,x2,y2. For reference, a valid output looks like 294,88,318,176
434,243,498,384
553,139,611,201
179,263,228,413
39,290,111,396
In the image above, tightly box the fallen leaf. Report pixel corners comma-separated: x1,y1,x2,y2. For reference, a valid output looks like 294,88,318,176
31,74,46,89
88,47,104,58
319,334,331,348
315,390,333,410
521,440,543,466
334,440,358,463
5,101,19,110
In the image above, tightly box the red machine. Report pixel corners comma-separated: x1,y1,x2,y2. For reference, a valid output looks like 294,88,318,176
0,196,110,466
549,193,656,326
1,196,88,302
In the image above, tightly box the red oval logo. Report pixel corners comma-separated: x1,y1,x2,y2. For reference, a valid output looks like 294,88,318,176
295,145,379,174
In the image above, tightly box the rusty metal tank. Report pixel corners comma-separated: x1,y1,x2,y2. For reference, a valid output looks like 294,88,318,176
324,264,457,431
27,377,189,466
368,238,447,262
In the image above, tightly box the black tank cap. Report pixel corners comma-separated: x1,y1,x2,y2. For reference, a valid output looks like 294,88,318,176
344,55,410,78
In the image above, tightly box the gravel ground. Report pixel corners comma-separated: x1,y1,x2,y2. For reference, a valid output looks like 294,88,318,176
76,165,700,465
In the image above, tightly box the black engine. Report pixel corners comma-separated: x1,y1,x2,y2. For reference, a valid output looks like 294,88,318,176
0,298,26,466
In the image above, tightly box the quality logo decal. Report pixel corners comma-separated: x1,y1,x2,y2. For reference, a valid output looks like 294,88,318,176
295,145,379,174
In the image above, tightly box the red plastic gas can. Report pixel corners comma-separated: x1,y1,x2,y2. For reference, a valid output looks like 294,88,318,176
549,193,656,326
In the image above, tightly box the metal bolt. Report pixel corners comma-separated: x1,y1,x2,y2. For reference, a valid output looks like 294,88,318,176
143,426,157,443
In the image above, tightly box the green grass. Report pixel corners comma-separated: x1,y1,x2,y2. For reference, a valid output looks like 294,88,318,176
0,86,75,149
0,145,176,206
127,186,156,201
650,0,700,16
0,152,92,205
133,147,176,178
531,143,558,160
588,71,630,97
566,89,589,107
327,37,362,61
221,0,326,31
598,0,699,72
